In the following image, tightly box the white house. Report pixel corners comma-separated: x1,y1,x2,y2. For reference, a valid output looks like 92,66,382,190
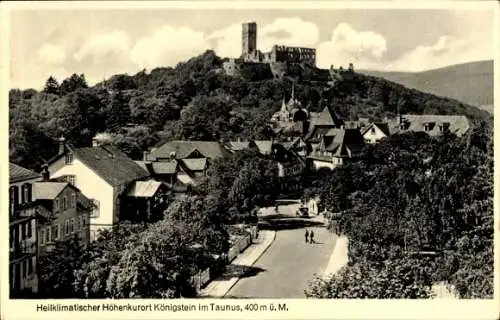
361,122,391,144
47,138,149,241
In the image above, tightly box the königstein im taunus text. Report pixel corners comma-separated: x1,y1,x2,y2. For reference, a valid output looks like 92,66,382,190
36,303,289,313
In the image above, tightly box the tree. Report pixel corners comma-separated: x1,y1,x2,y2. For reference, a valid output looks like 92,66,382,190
38,235,86,298
60,74,88,95
43,76,60,95
106,91,131,131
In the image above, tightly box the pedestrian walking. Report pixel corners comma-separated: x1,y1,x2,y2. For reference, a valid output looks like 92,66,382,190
304,230,309,243
310,230,315,244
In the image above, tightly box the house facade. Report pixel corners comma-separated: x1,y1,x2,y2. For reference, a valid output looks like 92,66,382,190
362,122,391,144
142,140,230,188
9,163,44,298
387,114,471,137
47,139,149,241
307,128,365,170
34,171,91,255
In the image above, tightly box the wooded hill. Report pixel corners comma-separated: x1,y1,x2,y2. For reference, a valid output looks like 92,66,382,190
9,50,490,170
360,60,494,113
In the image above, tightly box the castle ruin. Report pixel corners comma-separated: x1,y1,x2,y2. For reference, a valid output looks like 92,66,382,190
240,22,316,66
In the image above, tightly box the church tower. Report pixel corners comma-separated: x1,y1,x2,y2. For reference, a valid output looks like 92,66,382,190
242,22,257,55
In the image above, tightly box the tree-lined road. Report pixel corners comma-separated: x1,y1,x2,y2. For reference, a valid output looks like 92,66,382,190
225,204,336,298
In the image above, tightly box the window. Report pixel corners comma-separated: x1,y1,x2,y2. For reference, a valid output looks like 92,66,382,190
65,153,74,165
71,193,76,208
54,199,60,212
21,222,27,240
65,175,76,185
40,228,45,246
46,226,51,243
81,215,86,228
52,224,60,241
27,220,32,238
371,127,376,134
65,220,70,235
9,186,19,216
62,197,67,210
70,218,75,233
27,258,33,275
90,200,100,218
21,184,32,203
23,260,28,278
75,217,79,231
10,229,14,251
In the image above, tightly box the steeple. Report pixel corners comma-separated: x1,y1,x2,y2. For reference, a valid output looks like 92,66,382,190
280,95,287,112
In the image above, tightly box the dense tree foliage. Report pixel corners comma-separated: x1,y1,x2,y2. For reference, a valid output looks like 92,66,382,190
10,51,488,170
306,120,493,299
195,149,280,223
39,192,230,298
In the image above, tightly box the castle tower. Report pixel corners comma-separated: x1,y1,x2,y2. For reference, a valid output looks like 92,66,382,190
242,22,257,55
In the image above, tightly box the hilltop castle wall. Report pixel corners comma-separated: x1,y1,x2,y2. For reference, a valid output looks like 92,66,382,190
240,22,316,66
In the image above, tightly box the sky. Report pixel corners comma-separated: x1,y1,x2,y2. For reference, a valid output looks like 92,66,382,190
9,6,495,89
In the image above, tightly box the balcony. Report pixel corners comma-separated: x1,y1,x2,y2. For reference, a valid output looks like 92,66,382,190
10,241,37,262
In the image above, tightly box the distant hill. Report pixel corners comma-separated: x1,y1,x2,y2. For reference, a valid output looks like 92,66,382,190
359,60,493,113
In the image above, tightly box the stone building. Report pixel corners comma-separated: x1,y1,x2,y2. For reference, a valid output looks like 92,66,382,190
240,22,316,66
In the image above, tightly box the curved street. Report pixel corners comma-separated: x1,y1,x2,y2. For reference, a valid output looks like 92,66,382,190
225,203,337,298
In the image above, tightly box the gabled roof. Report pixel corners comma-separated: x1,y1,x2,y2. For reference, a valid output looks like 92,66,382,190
152,161,178,175
361,122,391,136
226,141,250,152
252,140,273,155
149,141,230,160
283,137,306,150
72,145,149,187
315,128,365,157
181,158,207,172
34,182,70,200
9,163,41,183
387,114,471,137
126,180,165,198
312,107,336,126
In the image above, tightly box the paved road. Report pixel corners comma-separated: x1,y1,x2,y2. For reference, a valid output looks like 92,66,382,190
225,204,336,298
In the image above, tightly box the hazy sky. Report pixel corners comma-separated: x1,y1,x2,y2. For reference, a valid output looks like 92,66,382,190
9,5,495,89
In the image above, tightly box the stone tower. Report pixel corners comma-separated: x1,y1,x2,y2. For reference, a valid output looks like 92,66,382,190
242,22,257,55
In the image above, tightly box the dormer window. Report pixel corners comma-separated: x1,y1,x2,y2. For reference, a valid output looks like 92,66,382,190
424,122,435,132
440,122,450,133
65,153,73,165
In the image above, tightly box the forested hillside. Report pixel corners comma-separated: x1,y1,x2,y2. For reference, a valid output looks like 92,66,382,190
9,50,490,170
360,60,493,111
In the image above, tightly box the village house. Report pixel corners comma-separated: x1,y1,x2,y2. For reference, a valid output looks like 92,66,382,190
34,165,92,255
47,137,150,241
140,140,230,187
387,114,471,137
121,180,171,222
9,163,47,298
362,122,392,144
307,128,365,170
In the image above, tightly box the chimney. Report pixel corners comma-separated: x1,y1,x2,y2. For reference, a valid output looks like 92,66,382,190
169,151,176,161
143,151,149,161
41,164,50,181
92,138,99,147
58,136,66,155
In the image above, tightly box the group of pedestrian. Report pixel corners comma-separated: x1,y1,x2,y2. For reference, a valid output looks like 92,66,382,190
304,229,315,244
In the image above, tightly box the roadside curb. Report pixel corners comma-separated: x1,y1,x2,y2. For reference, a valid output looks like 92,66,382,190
221,230,277,297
